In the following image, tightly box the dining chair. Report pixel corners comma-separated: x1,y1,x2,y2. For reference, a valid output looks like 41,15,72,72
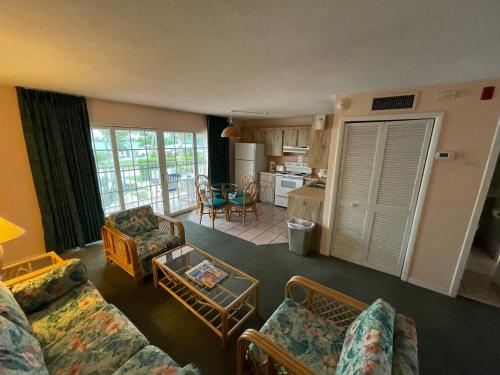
197,180,228,229
229,174,255,200
229,181,258,226
195,174,209,213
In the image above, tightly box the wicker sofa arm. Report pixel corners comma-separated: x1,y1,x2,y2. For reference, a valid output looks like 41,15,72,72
155,214,186,244
101,225,139,268
237,329,316,375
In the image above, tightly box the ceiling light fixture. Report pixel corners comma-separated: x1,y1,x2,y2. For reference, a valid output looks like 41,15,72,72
221,115,242,138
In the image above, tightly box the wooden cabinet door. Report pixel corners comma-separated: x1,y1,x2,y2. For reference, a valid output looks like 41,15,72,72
283,129,298,146
309,127,331,169
297,128,310,147
258,174,275,203
266,129,283,156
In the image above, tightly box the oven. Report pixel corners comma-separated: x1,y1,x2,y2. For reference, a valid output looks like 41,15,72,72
274,175,305,207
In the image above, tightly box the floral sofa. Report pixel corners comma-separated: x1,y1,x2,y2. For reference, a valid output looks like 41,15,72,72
101,205,185,282
237,276,418,375
0,258,200,374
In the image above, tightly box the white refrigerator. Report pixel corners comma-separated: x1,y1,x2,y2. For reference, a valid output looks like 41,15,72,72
235,143,267,184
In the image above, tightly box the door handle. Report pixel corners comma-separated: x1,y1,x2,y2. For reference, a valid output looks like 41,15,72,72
350,203,358,207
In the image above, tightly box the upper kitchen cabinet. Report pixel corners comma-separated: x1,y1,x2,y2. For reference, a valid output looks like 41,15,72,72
297,128,310,148
283,129,298,147
266,129,283,156
308,118,332,169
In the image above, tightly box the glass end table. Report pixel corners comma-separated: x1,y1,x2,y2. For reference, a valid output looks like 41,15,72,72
2,251,64,287
152,244,259,347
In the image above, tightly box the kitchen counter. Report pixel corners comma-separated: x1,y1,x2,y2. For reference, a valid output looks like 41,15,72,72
288,186,325,201
260,171,277,176
287,186,325,252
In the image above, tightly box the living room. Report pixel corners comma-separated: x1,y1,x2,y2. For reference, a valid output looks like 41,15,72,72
1,1,499,375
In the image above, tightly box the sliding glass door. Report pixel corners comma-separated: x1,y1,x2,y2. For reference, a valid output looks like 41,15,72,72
164,132,197,213
91,126,207,216
91,128,121,215
115,129,164,214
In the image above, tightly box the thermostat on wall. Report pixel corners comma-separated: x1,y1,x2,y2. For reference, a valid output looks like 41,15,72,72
435,151,455,160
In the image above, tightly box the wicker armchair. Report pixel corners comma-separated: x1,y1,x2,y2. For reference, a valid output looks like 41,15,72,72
237,276,419,375
101,205,185,283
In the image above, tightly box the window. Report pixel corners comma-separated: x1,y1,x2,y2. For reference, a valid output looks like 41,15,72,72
196,131,208,176
91,128,120,215
91,126,207,215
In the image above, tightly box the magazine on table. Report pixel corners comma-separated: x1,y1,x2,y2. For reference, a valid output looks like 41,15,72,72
184,260,228,288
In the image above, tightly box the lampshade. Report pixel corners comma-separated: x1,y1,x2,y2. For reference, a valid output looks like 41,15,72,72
0,217,25,244
221,125,242,138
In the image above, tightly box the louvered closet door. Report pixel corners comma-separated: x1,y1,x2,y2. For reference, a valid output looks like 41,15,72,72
333,119,433,276
333,122,383,262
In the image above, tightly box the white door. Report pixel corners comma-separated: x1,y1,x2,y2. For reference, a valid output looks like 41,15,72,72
235,159,255,185
332,119,433,276
235,143,256,161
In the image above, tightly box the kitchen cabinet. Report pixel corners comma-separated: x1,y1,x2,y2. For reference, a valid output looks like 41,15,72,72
308,124,331,169
297,128,310,147
283,129,298,147
266,129,283,156
259,172,275,204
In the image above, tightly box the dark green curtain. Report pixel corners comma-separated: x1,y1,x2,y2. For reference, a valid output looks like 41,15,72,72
207,115,230,184
16,87,104,253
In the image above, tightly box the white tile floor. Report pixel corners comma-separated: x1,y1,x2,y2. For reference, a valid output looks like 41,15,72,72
188,202,289,245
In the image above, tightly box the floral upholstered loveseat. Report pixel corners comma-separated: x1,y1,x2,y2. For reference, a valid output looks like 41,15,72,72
101,205,185,282
237,276,418,375
0,258,201,374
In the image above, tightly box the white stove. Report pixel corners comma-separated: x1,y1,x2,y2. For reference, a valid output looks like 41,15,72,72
274,162,312,207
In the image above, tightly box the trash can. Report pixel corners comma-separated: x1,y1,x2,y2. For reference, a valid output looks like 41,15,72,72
287,218,316,256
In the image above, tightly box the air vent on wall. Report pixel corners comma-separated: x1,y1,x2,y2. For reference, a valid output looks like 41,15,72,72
371,94,417,111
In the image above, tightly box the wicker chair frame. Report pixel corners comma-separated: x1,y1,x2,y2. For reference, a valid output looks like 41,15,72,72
237,276,368,375
101,213,185,283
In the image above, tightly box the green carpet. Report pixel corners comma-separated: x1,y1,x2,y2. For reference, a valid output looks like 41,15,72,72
63,216,500,375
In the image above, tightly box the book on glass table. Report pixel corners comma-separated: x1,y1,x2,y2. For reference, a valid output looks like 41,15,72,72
184,260,228,289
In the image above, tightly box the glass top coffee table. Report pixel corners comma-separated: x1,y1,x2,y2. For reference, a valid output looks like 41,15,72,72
152,244,259,347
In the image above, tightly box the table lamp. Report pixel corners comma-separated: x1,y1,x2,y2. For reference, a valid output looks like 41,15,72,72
0,216,26,274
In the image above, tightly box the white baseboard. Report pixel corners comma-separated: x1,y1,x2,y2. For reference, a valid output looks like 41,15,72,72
407,277,451,296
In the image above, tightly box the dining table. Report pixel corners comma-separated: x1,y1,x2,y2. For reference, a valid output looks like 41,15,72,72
210,183,243,220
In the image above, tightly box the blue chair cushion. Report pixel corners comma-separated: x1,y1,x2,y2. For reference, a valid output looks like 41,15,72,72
249,298,345,374
230,196,255,207
203,197,227,209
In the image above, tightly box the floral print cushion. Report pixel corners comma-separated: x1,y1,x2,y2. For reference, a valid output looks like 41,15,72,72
337,298,395,375
44,304,148,375
0,282,32,333
250,298,345,375
106,205,158,237
392,314,418,375
0,315,48,374
12,259,88,313
112,345,180,374
28,281,107,347
134,229,180,260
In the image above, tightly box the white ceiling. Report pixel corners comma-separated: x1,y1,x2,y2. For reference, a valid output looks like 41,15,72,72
1,0,499,118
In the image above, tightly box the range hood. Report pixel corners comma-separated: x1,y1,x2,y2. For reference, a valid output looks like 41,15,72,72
282,145,309,154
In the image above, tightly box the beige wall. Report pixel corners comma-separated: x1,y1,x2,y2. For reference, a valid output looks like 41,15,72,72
322,78,500,294
87,98,206,131
0,85,45,264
